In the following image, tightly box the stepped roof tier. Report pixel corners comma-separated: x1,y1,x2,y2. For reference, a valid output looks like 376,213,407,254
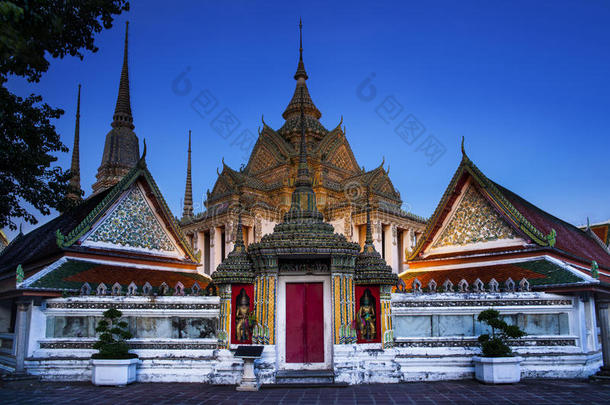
182,23,426,259
214,82,362,284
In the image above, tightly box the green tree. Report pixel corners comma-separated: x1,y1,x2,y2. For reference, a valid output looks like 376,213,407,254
477,309,526,357
0,0,129,230
92,308,136,359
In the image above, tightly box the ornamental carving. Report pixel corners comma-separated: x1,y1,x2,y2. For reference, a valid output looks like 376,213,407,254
432,185,518,248
394,338,576,348
279,260,329,273
391,299,572,308
88,186,175,251
329,144,354,171
249,146,277,174
255,217,262,241
46,302,220,310
40,341,218,350
344,216,353,239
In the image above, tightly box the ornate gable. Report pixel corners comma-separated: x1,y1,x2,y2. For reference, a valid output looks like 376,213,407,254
317,126,360,175
211,173,235,196
248,144,277,174
371,174,398,197
328,144,356,172
84,185,178,253
431,184,519,249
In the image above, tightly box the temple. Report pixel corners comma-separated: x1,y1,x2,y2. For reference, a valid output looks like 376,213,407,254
181,21,426,276
0,22,609,385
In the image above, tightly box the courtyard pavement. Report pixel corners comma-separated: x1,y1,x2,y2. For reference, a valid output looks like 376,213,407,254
1,378,609,404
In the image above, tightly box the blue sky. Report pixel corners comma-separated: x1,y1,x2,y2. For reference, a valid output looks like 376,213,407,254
6,0,610,239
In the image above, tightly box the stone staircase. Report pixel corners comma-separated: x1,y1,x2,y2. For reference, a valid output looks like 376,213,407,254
271,369,345,387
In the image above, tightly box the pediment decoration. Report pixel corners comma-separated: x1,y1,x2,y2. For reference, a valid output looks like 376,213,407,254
431,184,519,248
211,175,232,196
372,175,397,197
86,186,177,252
328,144,355,172
249,145,278,175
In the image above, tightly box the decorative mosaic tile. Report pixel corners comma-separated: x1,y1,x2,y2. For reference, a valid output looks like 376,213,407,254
433,185,518,248
88,186,175,251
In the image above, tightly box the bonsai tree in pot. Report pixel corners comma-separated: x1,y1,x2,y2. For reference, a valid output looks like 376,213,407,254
91,308,138,386
473,309,526,384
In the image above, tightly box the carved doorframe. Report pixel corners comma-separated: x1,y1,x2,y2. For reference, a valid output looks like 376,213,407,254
276,274,332,370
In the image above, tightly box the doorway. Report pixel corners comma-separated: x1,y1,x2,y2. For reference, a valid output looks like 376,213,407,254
277,275,331,370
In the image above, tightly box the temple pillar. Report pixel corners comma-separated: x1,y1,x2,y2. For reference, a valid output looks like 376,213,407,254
332,272,356,344
27,301,45,359
597,299,610,375
211,227,221,273
399,229,410,272
253,274,276,345
14,300,30,374
218,284,231,348
585,295,598,352
386,224,399,273
195,230,204,263
372,220,382,255
225,221,234,255
380,285,393,348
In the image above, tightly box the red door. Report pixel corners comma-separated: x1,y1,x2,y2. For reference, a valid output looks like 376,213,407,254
285,282,324,363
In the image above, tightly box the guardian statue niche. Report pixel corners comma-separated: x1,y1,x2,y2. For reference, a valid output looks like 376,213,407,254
357,288,377,340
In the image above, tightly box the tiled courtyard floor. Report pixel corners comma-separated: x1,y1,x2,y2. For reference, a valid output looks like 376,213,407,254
1,379,609,404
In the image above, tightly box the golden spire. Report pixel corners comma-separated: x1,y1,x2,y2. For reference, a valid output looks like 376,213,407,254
294,18,308,80
68,84,82,201
282,19,321,121
182,130,193,219
92,21,140,193
111,21,134,129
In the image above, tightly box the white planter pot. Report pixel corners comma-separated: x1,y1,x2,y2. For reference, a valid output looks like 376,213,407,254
473,356,522,384
91,358,139,386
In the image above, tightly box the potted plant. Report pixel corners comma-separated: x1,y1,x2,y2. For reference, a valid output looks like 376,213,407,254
91,308,138,386
472,309,526,384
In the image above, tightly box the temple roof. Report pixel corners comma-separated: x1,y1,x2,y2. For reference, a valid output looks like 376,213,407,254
282,81,322,121
0,188,112,275
581,220,610,247
212,214,254,284
21,259,208,293
401,258,593,291
0,151,199,280
409,141,610,271
354,199,398,285
278,20,325,145
247,85,361,259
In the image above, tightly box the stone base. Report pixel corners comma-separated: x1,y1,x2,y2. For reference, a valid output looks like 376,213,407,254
91,358,139,386
590,367,610,382
236,358,259,391
0,372,39,382
473,356,522,384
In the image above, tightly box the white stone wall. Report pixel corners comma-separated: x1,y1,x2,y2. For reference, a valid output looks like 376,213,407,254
389,291,602,381
332,291,602,384
23,296,226,383
12,291,603,384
